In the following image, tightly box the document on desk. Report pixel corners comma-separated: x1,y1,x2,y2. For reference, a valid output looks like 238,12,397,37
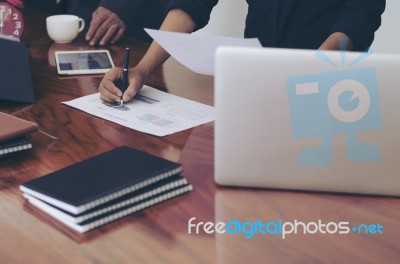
63,86,215,137
144,28,262,76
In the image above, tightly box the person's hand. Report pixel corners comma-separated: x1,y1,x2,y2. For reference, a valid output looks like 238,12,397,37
86,7,126,46
319,32,354,51
99,8,198,103
99,67,148,104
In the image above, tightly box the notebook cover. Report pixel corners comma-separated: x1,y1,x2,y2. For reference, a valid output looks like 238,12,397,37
20,147,182,213
0,135,32,155
0,113,38,142
0,37,35,103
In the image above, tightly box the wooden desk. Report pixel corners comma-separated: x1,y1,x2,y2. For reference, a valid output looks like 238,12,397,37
1,9,399,264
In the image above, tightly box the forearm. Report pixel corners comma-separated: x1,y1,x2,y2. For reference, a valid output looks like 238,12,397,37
100,9,197,103
136,9,196,76
330,0,385,51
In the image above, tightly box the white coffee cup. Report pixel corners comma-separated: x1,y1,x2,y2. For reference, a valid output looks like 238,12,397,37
46,15,85,44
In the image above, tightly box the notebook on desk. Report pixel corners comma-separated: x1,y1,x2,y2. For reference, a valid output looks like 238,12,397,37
0,112,38,141
214,47,400,196
0,37,35,103
0,136,32,156
0,112,37,157
20,147,192,233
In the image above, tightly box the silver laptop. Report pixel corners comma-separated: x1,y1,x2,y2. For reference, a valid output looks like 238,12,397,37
214,46,400,196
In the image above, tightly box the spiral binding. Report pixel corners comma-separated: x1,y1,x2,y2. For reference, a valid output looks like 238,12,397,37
80,167,183,212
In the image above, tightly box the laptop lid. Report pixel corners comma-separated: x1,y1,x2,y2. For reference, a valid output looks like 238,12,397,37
214,46,400,196
0,37,35,103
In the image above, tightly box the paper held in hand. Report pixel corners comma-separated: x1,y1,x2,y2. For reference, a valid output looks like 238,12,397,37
144,28,262,76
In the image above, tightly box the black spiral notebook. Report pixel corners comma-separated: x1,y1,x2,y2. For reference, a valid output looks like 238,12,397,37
19,147,183,214
0,37,35,103
23,174,192,233
0,136,32,156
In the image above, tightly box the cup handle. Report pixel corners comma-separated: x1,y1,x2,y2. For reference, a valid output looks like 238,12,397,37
78,18,85,33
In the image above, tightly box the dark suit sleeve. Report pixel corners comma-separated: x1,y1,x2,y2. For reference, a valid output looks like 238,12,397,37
99,0,145,24
330,0,386,51
167,0,219,30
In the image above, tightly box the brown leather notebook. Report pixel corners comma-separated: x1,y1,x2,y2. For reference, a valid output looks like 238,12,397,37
0,112,38,142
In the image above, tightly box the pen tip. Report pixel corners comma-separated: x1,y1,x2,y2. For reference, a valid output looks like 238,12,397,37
120,100,123,106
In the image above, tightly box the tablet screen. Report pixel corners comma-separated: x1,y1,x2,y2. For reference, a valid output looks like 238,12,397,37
55,50,114,75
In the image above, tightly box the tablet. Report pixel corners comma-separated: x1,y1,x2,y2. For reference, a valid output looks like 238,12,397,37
55,50,114,75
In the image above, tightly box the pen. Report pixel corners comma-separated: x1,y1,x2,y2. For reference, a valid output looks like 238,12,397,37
120,47,130,106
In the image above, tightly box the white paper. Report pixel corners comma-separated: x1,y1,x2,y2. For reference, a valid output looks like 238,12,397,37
63,86,215,137
145,28,262,76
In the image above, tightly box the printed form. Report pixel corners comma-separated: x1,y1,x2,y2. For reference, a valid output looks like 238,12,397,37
63,86,215,136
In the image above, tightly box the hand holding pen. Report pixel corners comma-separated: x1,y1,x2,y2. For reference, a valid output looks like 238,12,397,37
99,47,149,104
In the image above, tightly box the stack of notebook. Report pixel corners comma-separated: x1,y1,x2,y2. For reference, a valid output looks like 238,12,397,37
20,147,192,233
0,112,38,157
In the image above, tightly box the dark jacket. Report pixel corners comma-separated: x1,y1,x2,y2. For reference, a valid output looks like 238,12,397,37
167,0,386,51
